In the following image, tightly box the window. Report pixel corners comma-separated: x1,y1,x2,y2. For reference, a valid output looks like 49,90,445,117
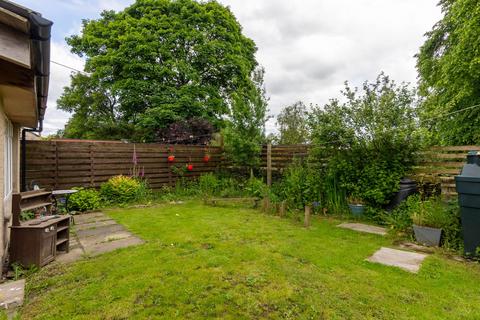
4,120,13,199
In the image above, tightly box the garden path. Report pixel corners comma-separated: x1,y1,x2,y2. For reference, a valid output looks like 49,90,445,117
56,211,143,263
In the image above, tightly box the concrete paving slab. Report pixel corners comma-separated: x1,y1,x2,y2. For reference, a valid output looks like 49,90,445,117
80,231,133,247
85,237,144,256
0,279,25,311
75,219,117,231
55,211,143,264
338,223,387,236
56,248,84,264
73,211,106,223
367,247,428,273
76,224,125,238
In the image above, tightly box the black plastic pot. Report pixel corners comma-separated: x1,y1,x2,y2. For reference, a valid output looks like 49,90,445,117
386,178,418,211
455,151,480,255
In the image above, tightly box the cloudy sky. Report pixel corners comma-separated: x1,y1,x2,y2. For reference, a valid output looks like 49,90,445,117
16,0,442,135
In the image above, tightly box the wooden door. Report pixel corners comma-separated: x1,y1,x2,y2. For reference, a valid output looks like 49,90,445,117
40,227,56,266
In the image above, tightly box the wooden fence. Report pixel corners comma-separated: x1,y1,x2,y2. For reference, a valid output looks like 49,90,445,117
257,144,472,197
414,146,477,197
24,140,473,196
24,140,223,190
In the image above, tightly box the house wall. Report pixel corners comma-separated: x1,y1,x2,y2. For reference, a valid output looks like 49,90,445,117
0,97,20,262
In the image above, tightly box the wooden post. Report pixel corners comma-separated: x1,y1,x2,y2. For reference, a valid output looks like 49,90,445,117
89,143,94,187
304,205,311,228
261,197,271,213
279,201,286,217
54,141,58,189
267,143,272,186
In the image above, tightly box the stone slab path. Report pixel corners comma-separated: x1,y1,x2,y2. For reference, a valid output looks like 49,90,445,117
56,211,143,264
338,223,387,236
0,279,24,317
367,247,428,273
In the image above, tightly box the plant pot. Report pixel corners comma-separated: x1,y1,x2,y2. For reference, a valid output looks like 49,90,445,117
348,204,365,217
413,224,442,247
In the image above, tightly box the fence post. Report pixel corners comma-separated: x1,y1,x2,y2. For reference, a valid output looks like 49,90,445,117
279,201,286,217
54,141,58,189
89,143,94,187
304,205,311,228
267,143,272,186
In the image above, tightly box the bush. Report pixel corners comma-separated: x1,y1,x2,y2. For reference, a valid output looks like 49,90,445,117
198,173,220,196
277,159,322,210
197,172,253,198
245,176,268,198
68,188,101,212
308,74,423,207
100,175,148,205
410,196,452,229
384,195,463,251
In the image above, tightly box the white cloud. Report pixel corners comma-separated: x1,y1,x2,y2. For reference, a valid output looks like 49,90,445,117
42,42,85,135
42,0,442,135
219,0,442,133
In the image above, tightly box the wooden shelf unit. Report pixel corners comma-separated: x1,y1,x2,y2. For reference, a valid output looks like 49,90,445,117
9,190,71,267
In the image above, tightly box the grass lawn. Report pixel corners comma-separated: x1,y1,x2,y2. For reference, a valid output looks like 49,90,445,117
20,201,480,319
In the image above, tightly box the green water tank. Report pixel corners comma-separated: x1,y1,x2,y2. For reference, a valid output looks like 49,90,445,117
455,151,480,255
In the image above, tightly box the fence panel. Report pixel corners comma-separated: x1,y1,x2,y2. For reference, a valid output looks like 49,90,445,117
24,140,474,196
24,140,223,190
259,144,472,197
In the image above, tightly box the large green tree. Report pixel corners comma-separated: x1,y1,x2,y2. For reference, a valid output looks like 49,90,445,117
309,74,422,206
276,101,309,145
224,67,269,168
416,0,480,145
59,0,259,141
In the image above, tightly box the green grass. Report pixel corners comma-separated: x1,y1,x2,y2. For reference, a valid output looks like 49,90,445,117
21,201,480,319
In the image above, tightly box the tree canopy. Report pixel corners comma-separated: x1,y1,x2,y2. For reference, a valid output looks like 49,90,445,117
59,0,259,142
224,67,269,168
276,101,309,145
309,74,422,205
416,0,480,145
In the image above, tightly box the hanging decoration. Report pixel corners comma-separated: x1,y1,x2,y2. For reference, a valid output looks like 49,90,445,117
186,156,194,171
167,146,175,163
203,146,210,163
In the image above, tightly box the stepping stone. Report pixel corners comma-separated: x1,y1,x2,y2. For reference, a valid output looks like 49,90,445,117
55,211,143,264
56,247,84,264
73,212,107,224
367,247,428,273
0,279,25,312
85,237,144,256
338,223,387,236
75,219,117,231
76,224,125,238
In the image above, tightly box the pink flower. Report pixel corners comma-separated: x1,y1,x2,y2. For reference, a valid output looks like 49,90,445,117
132,144,138,165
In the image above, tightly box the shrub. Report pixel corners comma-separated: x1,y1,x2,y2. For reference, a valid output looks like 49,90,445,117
245,176,268,198
308,73,423,207
100,175,148,204
384,195,463,251
410,196,452,229
198,173,220,196
278,159,322,210
68,188,101,212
